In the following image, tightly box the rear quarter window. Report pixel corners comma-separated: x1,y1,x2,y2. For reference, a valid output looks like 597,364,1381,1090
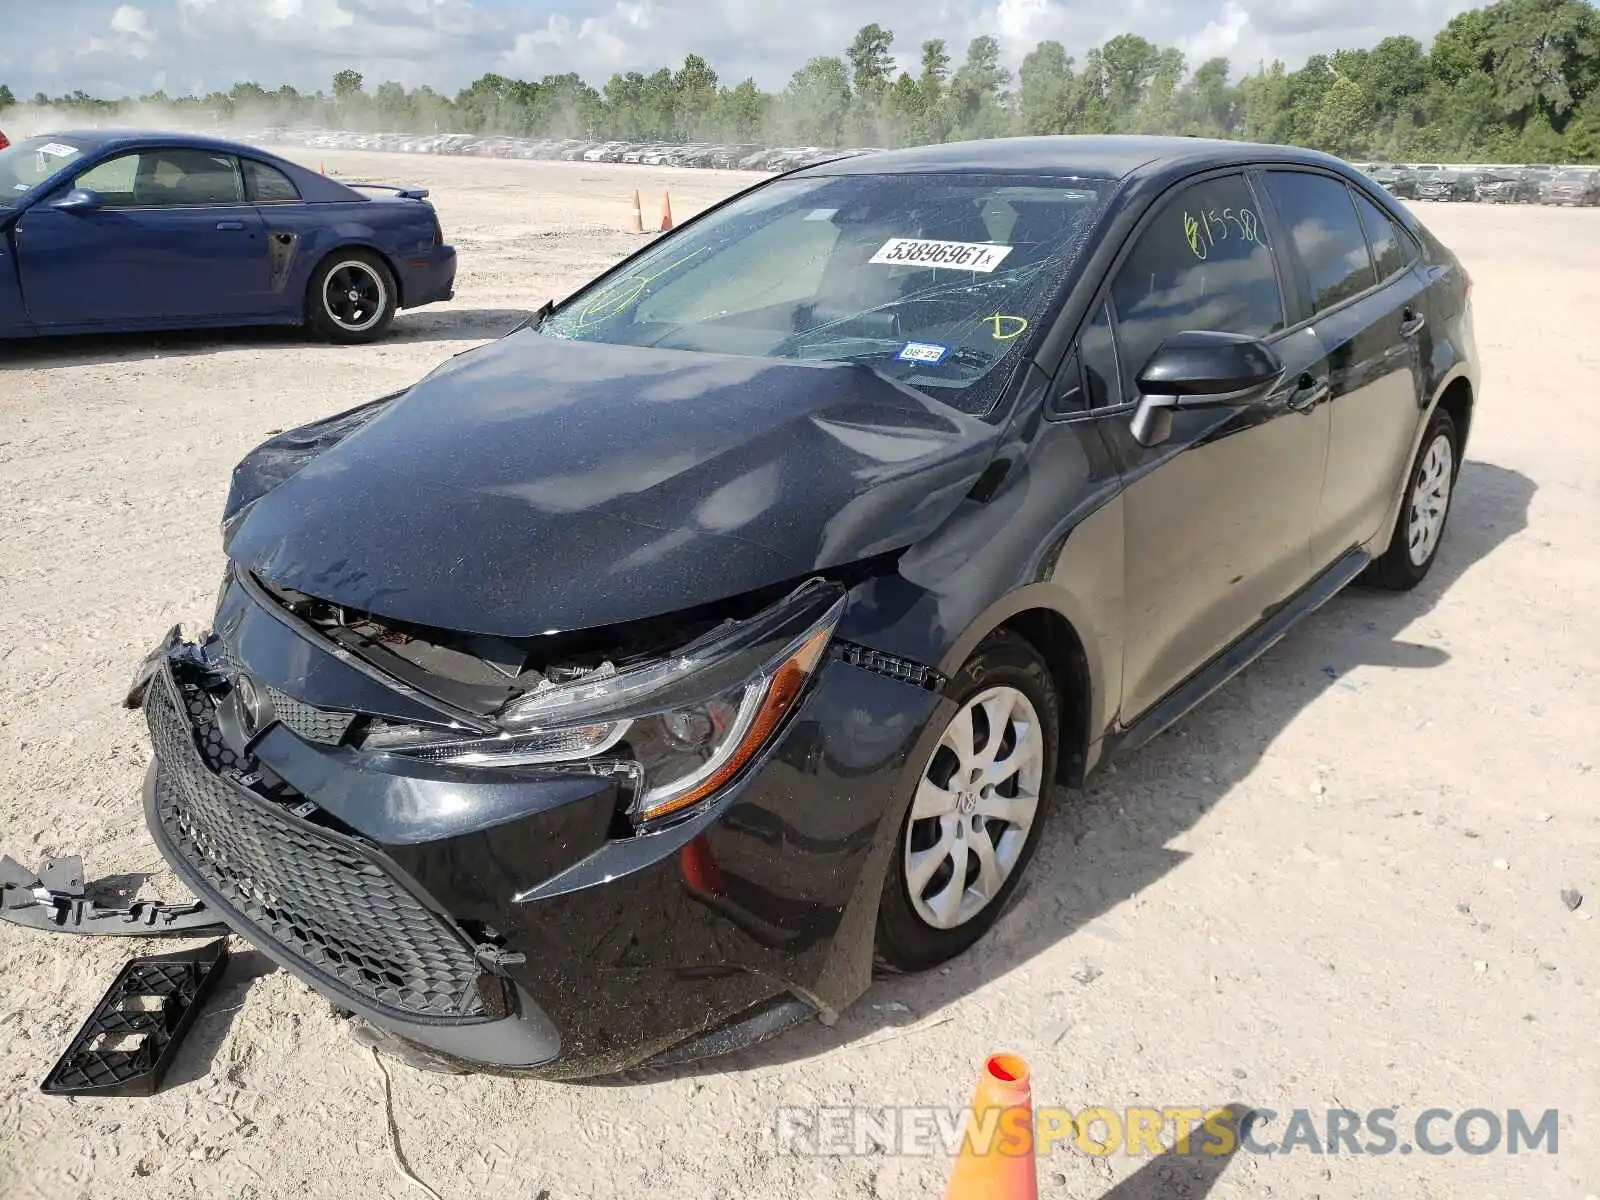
1350,189,1412,281
243,158,301,204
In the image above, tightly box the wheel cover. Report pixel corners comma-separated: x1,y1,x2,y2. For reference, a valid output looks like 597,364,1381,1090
1407,432,1454,567
323,261,386,332
903,685,1045,930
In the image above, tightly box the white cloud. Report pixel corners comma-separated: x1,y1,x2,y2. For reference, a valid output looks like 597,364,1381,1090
110,5,158,42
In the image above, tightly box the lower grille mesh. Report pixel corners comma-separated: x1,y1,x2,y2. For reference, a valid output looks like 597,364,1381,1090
146,673,486,1021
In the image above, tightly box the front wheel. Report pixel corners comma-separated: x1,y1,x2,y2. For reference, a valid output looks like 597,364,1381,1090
875,630,1059,973
1363,407,1458,591
306,250,398,344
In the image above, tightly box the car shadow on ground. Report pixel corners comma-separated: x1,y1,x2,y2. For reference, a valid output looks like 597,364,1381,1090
630,459,1536,1079
0,308,527,369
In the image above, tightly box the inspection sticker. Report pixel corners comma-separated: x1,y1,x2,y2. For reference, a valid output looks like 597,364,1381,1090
897,341,951,364
37,143,78,158
804,208,839,221
870,238,1014,272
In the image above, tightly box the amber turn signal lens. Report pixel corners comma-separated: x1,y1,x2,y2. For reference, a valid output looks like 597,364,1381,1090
633,628,832,823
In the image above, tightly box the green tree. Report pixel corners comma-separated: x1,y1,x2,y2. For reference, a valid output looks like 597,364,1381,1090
0,84,16,111
847,24,896,96
1097,33,1163,116
718,78,767,141
373,81,414,126
1238,61,1294,143
1017,40,1075,134
1313,74,1369,156
1179,56,1239,136
332,69,365,101
778,56,852,144
1485,0,1600,129
947,35,1011,138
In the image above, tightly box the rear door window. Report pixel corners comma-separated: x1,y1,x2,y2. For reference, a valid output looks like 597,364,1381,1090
1262,171,1376,313
1109,172,1284,395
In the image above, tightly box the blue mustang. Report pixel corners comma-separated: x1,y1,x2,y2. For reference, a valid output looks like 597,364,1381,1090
0,131,456,343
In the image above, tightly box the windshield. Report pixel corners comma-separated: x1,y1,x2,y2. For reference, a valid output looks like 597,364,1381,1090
1554,169,1592,181
540,172,1113,415
0,136,90,201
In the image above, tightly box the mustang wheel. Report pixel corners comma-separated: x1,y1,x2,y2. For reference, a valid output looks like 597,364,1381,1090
307,251,397,344
876,630,1059,972
1365,407,1459,591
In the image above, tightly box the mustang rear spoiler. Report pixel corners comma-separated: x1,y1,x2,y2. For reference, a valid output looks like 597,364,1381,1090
346,182,431,200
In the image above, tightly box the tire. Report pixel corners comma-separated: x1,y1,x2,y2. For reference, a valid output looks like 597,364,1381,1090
875,630,1060,973
306,250,398,344
1363,407,1459,591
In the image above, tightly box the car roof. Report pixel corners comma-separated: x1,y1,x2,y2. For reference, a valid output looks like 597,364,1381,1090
41,129,281,156
790,134,1348,181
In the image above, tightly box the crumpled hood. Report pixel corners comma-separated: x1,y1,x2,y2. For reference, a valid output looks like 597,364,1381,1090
223,330,1004,637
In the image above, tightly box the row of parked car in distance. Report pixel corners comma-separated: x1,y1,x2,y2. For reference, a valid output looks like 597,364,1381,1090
1358,161,1600,205
245,128,877,172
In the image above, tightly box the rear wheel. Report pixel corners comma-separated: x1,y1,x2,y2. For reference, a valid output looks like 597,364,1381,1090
307,250,397,344
1363,407,1458,591
875,631,1059,973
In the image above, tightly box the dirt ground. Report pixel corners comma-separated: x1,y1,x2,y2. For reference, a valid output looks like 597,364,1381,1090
1,151,1596,1200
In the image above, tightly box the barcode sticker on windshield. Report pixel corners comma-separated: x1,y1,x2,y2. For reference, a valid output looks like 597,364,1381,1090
870,238,1013,272
37,143,78,158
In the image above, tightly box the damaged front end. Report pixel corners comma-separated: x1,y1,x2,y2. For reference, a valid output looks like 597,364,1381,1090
135,563,944,1075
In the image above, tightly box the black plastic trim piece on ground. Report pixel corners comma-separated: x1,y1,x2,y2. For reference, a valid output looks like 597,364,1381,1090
41,939,231,1098
0,854,229,937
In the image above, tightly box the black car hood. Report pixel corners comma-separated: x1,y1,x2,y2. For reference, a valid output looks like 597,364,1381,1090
223,331,1004,637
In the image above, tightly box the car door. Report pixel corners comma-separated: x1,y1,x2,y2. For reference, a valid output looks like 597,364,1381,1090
1093,170,1332,722
17,147,270,327
1257,170,1429,567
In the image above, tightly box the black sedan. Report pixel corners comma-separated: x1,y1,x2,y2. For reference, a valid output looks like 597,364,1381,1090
132,135,1477,1077
1414,169,1478,201
1540,167,1600,205
1370,166,1418,199
1476,170,1540,203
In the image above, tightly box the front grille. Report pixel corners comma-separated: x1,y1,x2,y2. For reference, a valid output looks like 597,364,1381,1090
264,685,356,746
146,672,487,1021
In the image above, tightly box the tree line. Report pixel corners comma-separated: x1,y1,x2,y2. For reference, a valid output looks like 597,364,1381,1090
3,0,1598,162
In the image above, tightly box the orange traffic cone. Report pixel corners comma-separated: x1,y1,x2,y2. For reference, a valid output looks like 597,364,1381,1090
627,189,644,233
660,190,674,232
944,1054,1038,1200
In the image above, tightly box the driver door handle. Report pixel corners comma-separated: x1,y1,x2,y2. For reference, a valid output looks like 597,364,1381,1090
1399,308,1426,338
215,220,246,231
1286,374,1330,413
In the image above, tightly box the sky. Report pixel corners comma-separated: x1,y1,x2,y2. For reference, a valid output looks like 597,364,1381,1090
1,0,1481,100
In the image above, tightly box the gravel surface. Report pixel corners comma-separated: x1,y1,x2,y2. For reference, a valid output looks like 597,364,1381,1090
1,152,1596,1199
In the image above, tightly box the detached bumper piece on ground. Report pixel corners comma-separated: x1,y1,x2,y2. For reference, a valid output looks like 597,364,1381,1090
40,939,230,1097
0,853,227,937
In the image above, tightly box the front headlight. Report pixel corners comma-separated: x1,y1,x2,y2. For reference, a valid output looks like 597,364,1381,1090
365,579,845,824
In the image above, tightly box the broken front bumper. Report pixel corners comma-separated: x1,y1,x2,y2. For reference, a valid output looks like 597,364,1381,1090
138,582,944,1075
142,658,561,1068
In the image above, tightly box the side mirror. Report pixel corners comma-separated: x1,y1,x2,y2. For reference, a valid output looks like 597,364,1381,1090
1129,331,1284,448
52,187,104,214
